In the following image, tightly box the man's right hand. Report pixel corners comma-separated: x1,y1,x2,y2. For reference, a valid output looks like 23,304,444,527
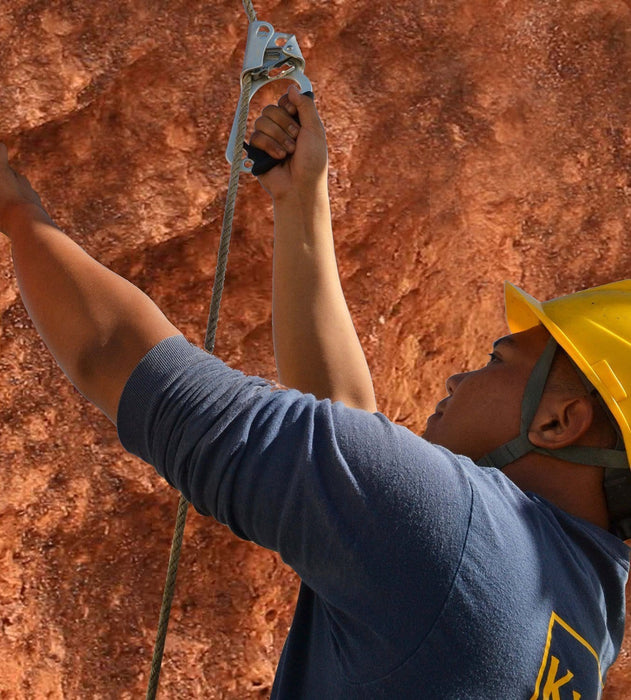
250,85,328,201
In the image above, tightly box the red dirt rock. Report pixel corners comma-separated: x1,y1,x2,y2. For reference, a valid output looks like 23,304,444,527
1,0,631,696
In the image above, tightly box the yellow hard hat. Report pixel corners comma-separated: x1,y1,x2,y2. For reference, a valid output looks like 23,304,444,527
504,280,631,467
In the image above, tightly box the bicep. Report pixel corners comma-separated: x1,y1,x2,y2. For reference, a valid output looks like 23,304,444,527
88,327,182,423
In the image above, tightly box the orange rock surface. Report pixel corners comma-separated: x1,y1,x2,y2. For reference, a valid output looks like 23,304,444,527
2,0,631,696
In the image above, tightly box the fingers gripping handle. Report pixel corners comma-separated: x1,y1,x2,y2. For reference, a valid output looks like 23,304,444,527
244,91,314,176
225,20,312,174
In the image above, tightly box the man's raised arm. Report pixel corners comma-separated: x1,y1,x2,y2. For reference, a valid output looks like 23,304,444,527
251,87,377,411
0,145,181,423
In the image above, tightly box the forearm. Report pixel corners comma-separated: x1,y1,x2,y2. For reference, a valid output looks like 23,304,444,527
272,184,376,411
6,203,181,422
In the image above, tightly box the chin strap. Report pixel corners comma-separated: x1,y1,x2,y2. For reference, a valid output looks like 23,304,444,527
604,468,631,539
475,336,631,537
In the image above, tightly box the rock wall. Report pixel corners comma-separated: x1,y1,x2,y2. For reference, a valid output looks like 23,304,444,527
1,0,631,696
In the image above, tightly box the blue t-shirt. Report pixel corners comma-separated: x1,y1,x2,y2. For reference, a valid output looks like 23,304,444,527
117,336,630,699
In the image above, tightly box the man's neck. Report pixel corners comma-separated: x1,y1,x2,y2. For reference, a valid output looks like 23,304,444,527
503,455,610,530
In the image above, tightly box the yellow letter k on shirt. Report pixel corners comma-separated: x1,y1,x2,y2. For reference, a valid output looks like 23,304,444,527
542,656,581,700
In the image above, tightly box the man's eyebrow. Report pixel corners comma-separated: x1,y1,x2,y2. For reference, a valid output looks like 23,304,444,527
492,336,516,350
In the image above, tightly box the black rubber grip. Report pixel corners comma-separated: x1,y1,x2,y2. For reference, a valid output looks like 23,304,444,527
244,91,314,176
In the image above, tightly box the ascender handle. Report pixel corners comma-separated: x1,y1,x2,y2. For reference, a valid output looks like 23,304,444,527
244,91,314,176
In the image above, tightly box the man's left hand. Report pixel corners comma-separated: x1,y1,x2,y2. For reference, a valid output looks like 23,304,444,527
0,143,47,235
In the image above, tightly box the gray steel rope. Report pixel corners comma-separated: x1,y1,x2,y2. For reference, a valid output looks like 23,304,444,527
242,0,257,23
145,6,257,695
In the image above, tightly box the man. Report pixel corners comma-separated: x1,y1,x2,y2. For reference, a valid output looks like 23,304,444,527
0,85,629,698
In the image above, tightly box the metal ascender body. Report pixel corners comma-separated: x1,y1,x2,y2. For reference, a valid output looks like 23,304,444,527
226,20,312,173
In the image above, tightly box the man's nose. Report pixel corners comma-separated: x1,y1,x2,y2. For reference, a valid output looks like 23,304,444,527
446,372,466,395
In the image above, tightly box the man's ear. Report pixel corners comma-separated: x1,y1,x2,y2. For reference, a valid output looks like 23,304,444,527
527,394,594,449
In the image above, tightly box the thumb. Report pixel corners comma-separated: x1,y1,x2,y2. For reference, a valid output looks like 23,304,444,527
287,85,319,128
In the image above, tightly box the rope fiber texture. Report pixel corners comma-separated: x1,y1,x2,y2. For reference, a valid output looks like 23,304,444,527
145,9,257,696
242,0,257,23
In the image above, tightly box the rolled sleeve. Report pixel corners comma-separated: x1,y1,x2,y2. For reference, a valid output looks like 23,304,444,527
117,335,473,642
